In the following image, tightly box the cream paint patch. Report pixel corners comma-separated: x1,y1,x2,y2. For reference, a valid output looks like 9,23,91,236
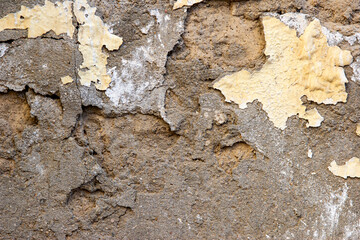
214,17,353,130
61,76,73,85
0,0,74,38
173,0,204,10
356,123,360,136
329,157,360,179
0,0,122,91
74,0,123,90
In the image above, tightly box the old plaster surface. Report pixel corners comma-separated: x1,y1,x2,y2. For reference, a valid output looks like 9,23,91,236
0,0,360,240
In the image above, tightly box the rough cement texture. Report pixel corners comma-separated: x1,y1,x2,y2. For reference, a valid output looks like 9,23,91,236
0,0,360,239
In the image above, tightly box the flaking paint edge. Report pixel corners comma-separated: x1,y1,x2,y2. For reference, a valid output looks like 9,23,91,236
0,0,123,91
173,0,204,10
61,76,73,85
329,158,360,179
0,0,74,38
213,16,352,130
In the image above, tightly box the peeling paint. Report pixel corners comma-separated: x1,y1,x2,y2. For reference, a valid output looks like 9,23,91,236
0,0,122,91
61,76,73,85
357,124,360,136
329,157,360,179
105,8,181,108
0,0,74,38
173,0,204,10
74,0,123,90
0,43,8,58
213,16,352,130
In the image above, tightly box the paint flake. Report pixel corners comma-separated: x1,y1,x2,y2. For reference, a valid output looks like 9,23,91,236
329,158,360,179
173,0,204,10
356,124,360,136
214,17,352,130
61,76,73,85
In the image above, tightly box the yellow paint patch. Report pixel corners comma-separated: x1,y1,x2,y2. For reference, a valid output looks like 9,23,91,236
214,17,352,130
74,0,123,90
61,76,73,85
0,0,74,38
329,157,360,179
356,124,360,136
173,0,204,10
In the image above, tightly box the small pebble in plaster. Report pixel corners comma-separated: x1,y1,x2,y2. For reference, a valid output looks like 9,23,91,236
0,43,8,58
329,157,360,179
214,16,352,130
356,124,360,136
214,111,227,125
0,0,74,38
351,57,360,83
61,76,73,85
173,0,204,10
308,149,313,158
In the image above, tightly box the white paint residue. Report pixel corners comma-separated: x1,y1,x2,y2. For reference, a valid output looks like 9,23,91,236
150,9,166,25
106,9,176,107
318,184,348,240
0,43,9,58
140,20,154,34
344,33,360,46
278,12,360,47
351,56,360,83
279,13,309,35
344,220,360,239
106,62,150,105
0,43,8,58
321,27,344,46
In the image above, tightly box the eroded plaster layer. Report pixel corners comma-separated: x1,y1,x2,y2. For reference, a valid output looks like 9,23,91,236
173,0,204,10
0,0,74,38
329,157,360,179
74,0,123,90
213,16,352,130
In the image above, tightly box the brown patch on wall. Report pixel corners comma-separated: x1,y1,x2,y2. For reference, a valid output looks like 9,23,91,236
216,142,256,174
0,91,33,164
181,2,266,70
0,91,33,133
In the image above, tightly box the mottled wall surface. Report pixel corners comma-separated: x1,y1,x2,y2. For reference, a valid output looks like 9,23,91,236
0,0,360,239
